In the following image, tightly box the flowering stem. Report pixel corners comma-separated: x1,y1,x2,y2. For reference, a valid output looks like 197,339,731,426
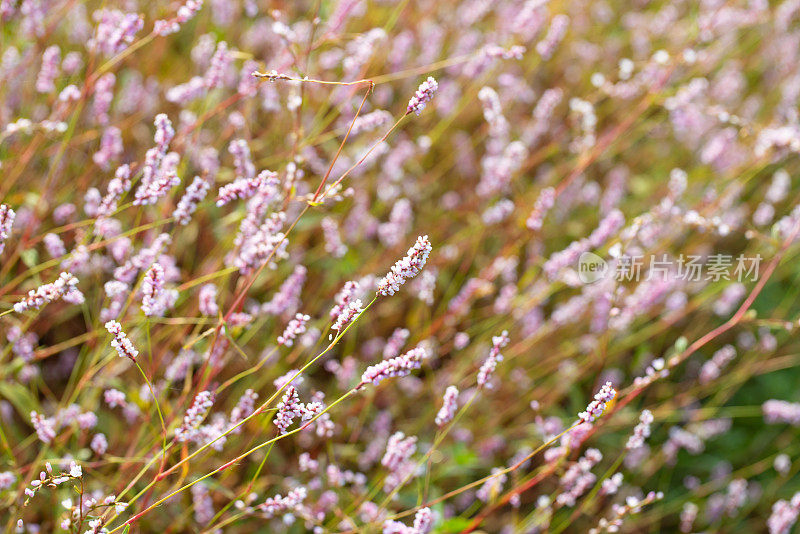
134,360,167,463
112,389,359,532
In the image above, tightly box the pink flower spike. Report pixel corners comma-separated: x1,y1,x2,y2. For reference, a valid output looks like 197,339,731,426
407,77,438,116
578,382,617,424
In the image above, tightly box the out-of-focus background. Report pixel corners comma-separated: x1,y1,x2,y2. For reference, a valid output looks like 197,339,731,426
3,0,800,532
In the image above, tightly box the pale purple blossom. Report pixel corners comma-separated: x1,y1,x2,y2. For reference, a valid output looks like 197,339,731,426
435,386,459,427
536,14,569,59
361,347,426,387
406,77,438,116
14,272,83,313
578,382,616,424
154,0,203,36
30,411,56,443
176,391,215,442
383,506,433,533
36,45,60,93
141,263,166,317
92,73,116,125
216,170,278,206
477,330,510,388
377,235,432,296
198,284,218,316
134,114,179,206
91,433,108,455
173,176,210,225
262,265,306,316
277,313,311,347
526,187,556,230
259,487,307,518
768,493,800,534
0,204,13,254
274,385,303,435
626,409,654,450
89,9,144,56
105,320,138,361
764,400,800,426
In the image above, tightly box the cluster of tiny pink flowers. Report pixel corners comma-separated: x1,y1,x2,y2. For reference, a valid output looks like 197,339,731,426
154,0,204,36
600,472,624,496
351,109,392,135
89,9,144,56
93,73,116,124
0,471,15,490
274,385,304,435
578,382,617,424
277,313,311,346
435,386,459,427
589,491,664,534
543,209,625,279
476,467,507,503
191,482,215,525
30,411,56,444
768,492,800,534
228,138,256,180
35,45,60,93
556,448,602,507
332,298,363,334
216,170,279,207
377,235,432,296
633,357,669,387
321,216,347,257
204,40,231,90
763,400,800,426
680,502,699,532
259,486,307,518
383,328,410,359
536,13,569,59
95,164,132,220
626,409,654,450
23,461,83,500
382,431,417,473
382,507,433,534
330,280,362,319
361,346,426,387
13,272,83,313
699,345,737,384
198,283,219,316
141,263,166,317
229,389,259,428
133,114,179,206
105,320,138,361
173,176,211,225
93,127,123,171
526,187,556,230
91,433,108,456
406,77,438,116
0,203,15,254
175,391,215,442
477,330,510,388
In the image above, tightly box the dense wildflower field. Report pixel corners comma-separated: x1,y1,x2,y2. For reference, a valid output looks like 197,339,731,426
4,0,800,532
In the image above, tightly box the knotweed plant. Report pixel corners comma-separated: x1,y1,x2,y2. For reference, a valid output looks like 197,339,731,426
3,1,800,533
